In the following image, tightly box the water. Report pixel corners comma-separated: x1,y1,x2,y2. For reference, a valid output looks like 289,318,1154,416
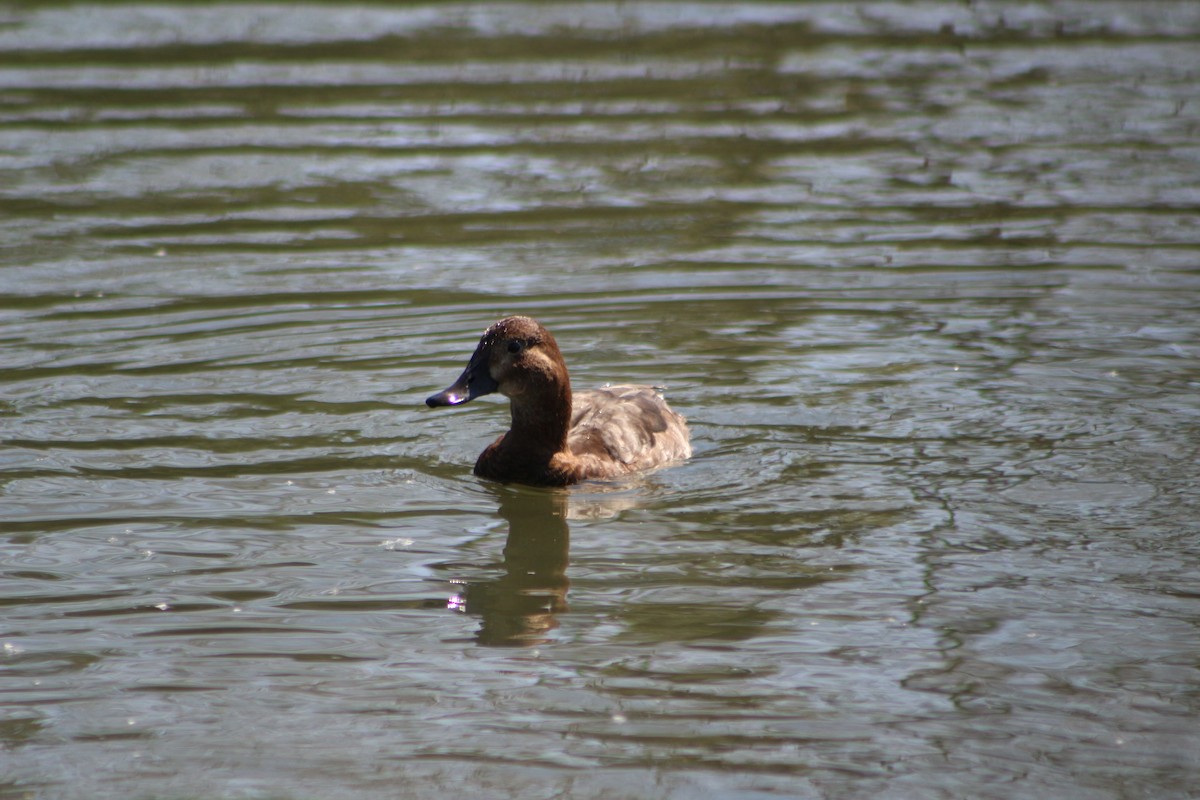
2,3,1199,798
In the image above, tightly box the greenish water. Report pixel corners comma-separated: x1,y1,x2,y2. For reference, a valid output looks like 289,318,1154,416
2,3,1199,799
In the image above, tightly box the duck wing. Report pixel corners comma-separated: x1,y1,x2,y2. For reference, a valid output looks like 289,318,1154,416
567,384,691,472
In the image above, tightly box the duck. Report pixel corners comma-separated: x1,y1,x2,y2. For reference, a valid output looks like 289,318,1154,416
426,316,691,486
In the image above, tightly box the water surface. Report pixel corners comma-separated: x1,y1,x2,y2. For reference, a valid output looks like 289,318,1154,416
2,3,1199,799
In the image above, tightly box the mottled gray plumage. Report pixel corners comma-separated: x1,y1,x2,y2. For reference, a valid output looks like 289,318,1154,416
568,385,691,469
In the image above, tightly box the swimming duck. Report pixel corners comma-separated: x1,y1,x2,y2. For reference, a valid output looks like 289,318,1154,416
426,316,691,486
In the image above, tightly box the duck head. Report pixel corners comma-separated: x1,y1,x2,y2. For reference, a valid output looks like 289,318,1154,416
426,316,569,408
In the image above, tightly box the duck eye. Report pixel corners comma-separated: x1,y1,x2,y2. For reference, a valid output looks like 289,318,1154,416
507,339,524,354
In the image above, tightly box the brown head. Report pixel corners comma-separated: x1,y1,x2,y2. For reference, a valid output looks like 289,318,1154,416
426,316,571,408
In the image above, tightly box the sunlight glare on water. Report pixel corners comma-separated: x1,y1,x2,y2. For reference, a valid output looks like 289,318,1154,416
1,2,1199,799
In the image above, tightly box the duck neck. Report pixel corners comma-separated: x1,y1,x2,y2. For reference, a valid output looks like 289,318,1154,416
508,380,572,458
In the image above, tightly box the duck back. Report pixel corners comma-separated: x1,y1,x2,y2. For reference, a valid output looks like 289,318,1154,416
565,384,692,478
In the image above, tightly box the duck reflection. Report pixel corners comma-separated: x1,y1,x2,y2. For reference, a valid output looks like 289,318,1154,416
447,482,644,646
449,485,571,647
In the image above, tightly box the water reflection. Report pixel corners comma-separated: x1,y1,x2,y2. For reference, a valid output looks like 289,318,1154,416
447,481,662,646
450,485,570,647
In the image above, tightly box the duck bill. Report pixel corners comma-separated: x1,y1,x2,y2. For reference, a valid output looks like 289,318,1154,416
426,352,499,407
